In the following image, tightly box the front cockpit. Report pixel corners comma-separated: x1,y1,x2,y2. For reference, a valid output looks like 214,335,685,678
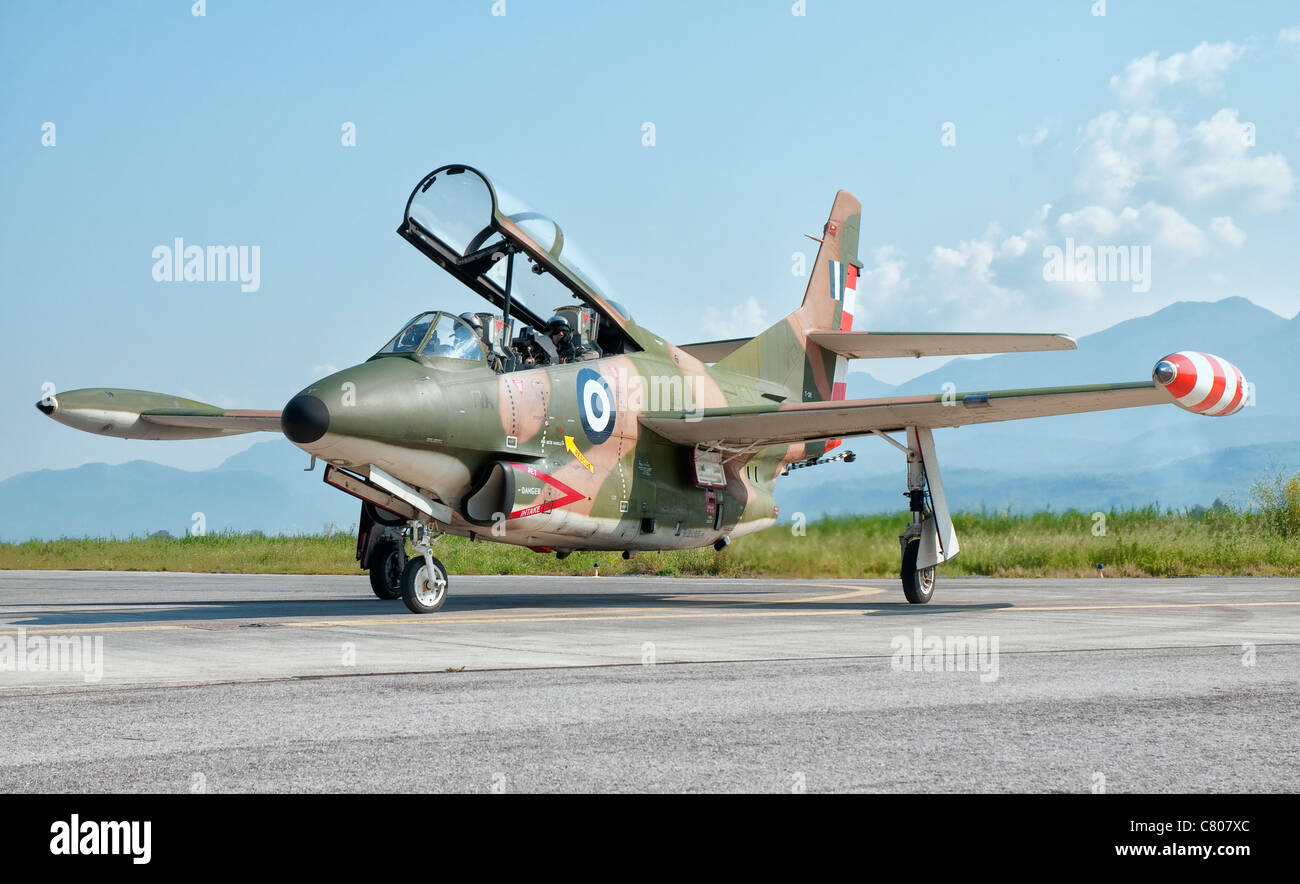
376,312,486,363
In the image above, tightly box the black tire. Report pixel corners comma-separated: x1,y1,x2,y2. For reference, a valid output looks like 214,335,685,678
400,555,449,614
901,536,936,604
367,539,405,600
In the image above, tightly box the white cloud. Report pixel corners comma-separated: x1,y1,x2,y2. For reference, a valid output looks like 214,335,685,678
1056,202,1227,265
699,296,768,338
1279,26,1300,46
857,245,910,298
844,41,1281,336
1076,106,1293,212
1075,110,1180,206
1018,126,1049,147
1000,235,1028,258
1179,108,1295,210
1108,41,1242,105
1208,216,1246,247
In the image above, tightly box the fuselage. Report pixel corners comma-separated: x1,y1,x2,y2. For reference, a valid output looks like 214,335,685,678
282,320,809,553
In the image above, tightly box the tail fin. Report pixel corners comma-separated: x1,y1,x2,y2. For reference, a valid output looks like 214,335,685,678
716,190,862,411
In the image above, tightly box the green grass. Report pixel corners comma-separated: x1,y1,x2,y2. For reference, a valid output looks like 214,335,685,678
2,505,1298,578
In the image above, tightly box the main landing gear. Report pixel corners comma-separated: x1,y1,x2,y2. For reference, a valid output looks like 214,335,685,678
358,502,407,600
368,537,406,600
889,427,959,605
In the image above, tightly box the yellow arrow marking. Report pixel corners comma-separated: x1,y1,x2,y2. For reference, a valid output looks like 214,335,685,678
564,435,595,472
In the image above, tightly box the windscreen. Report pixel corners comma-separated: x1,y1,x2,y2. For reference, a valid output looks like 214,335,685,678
377,313,436,354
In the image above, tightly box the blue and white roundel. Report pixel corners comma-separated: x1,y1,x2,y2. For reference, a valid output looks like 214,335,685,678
577,368,615,444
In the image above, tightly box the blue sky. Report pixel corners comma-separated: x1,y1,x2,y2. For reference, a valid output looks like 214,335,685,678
3,0,1297,479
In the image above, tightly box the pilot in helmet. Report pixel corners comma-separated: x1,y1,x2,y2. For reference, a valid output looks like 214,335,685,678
449,312,485,359
547,315,571,360
459,312,484,338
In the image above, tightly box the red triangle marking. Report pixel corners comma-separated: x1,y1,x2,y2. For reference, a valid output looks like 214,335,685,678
506,462,585,520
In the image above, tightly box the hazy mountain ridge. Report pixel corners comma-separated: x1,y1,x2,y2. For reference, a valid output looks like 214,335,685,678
0,443,358,541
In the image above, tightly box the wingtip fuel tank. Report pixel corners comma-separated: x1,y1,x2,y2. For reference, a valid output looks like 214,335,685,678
1153,351,1249,416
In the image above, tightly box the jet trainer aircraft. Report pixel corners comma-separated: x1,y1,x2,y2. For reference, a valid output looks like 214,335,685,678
37,164,1251,613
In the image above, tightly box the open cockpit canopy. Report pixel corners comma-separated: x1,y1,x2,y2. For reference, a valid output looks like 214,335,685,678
398,165,639,354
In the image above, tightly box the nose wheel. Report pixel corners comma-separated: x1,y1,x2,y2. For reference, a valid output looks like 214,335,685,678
401,555,449,613
400,520,449,614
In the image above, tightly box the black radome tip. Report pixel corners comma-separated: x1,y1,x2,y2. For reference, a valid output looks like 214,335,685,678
281,394,330,444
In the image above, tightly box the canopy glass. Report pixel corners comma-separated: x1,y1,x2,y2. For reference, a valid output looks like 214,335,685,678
399,165,632,338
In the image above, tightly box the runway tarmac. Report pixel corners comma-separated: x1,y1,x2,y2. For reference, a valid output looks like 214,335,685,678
1,571,1297,792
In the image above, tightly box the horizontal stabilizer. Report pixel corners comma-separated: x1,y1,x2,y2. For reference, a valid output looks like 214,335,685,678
809,331,1076,359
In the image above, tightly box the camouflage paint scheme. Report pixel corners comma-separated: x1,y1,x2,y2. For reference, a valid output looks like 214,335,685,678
36,166,1246,560
271,182,868,552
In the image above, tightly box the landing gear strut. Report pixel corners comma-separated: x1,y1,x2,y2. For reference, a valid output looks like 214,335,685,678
400,520,449,614
894,427,958,605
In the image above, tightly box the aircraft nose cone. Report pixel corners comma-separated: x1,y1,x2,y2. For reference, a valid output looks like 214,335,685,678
35,397,57,416
281,394,330,444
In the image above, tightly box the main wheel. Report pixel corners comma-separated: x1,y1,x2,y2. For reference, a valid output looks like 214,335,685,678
401,555,449,614
901,536,936,604
367,539,405,600
365,501,407,527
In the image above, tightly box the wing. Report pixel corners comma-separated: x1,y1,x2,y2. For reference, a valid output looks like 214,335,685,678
36,388,282,440
640,381,1165,447
679,331,1075,363
809,331,1076,359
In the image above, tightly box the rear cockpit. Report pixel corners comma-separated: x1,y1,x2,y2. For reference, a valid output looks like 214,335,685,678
395,164,644,372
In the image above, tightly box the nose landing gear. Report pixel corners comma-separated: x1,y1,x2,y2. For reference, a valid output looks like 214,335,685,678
400,520,449,614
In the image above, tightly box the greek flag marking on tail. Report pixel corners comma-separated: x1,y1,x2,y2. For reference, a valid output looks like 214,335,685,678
829,260,846,302
823,261,858,452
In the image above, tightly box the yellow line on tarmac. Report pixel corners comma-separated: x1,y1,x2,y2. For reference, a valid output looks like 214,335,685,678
1000,601,1300,613
295,608,884,628
0,624,196,636
0,585,886,635
774,585,885,604
293,585,887,628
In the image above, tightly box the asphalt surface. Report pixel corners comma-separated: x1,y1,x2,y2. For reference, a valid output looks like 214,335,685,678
1,571,1297,792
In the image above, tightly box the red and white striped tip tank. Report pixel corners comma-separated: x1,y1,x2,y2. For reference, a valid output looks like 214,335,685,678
1153,351,1250,416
